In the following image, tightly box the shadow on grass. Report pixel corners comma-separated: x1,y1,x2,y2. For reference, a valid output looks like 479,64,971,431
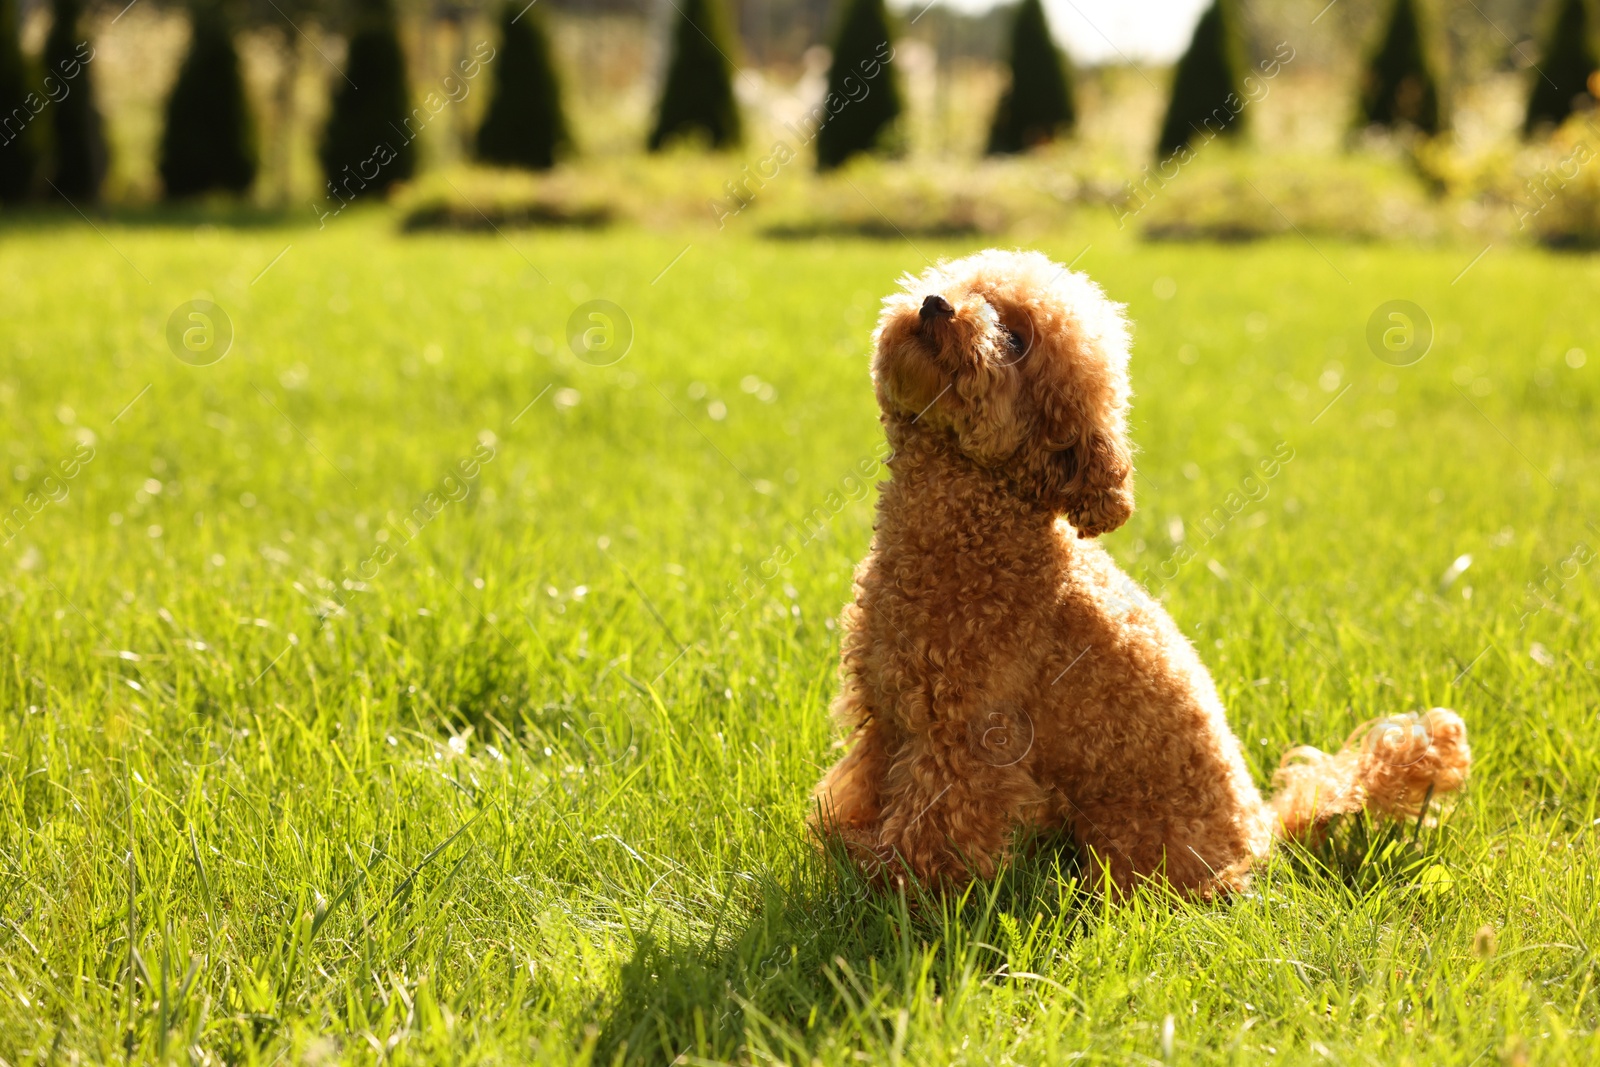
591,807,1468,1065
1283,801,1465,895
592,831,1088,1066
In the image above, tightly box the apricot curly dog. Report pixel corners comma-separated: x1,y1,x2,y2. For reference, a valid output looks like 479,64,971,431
810,249,1471,897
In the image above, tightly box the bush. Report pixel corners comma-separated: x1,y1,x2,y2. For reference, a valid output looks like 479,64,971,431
44,0,107,201
0,0,40,204
397,166,614,232
815,0,903,171
1155,0,1247,158
986,0,1075,155
158,5,257,199
1524,0,1599,136
1502,116,1600,246
320,0,414,197
1133,150,1438,243
477,1,568,170
760,160,1059,238
1356,0,1443,135
648,0,741,152
1529,163,1600,247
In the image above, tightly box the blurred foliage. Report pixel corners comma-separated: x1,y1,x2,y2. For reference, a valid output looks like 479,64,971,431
903,2,1009,65
475,0,569,171
395,163,613,228
985,0,1076,155
0,0,40,203
1156,0,1248,158
2,0,1597,217
759,155,1086,236
1134,147,1440,242
648,0,743,152
815,0,902,171
1356,0,1445,135
42,0,107,201
391,151,1101,238
157,3,257,198
1507,115,1600,246
320,0,416,193
1522,0,1599,136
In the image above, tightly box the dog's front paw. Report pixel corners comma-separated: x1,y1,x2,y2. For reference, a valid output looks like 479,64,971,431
814,822,890,877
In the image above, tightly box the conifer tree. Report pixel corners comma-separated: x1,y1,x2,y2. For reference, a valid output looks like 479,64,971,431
44,0,108,201
320,0,414,195
1356,0,1443,134
987,0,1076,155
1523,0,1599,135
1155,0,1248,158
477,0,569,169
815,0,902,171
159,4,257,198
0,0,40,203
648,0,741,151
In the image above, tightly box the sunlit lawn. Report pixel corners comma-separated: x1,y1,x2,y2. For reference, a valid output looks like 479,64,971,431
1,211,1598,1064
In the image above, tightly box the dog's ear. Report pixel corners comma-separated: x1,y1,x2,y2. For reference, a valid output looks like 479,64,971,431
1045,428,1133,537
1032,354,1134,537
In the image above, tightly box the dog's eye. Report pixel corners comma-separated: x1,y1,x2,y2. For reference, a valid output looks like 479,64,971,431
1003,327,1025,354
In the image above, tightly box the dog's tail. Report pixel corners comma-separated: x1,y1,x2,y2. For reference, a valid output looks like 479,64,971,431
1269,708,1471,845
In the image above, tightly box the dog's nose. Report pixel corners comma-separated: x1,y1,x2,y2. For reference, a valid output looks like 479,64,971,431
920,294,954,321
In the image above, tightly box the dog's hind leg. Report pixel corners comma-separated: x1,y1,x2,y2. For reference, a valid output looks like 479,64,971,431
872,730,1045,887
1052,791,1269,899
810,715,894,861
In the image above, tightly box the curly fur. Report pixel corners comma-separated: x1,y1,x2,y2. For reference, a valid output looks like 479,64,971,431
810,249,1472,897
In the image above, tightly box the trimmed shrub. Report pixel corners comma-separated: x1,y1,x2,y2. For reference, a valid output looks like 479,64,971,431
1524,0,1599,135
648,0,741,151
1155,0,1247,158
1495,118,1600,245
477,0,569,170
987,0,1075,154
815,0,902,171
0,0,40,203
396,167,614,232
158,5,257,198
320,0,415,196
1136,151,1438,243
1356,0,1443,135
44,0,107,201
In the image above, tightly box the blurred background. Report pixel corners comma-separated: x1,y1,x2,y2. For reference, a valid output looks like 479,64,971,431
0,0,1596,245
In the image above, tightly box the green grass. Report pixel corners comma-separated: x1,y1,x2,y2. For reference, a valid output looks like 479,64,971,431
1,213,1598,1065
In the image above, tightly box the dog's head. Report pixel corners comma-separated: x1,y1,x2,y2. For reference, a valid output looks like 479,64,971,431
872,249,1134,537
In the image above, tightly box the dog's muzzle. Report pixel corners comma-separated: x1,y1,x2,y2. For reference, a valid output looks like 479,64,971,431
919,294,954,323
